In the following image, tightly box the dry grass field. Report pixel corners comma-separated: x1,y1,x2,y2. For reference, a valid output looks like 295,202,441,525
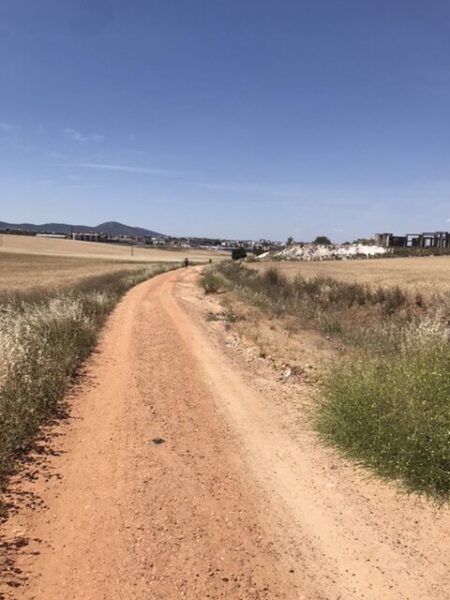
253,256,450,294
0,252,148,292
0,234,223,263
0,234,224,292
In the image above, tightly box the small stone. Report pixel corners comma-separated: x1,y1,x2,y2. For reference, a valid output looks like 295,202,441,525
151,437,165,445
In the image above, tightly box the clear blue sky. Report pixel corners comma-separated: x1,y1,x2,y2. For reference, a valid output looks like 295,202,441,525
1,1,450,241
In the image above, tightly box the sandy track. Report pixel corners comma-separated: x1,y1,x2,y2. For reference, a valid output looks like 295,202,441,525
0,268,449,599
0,269,303,599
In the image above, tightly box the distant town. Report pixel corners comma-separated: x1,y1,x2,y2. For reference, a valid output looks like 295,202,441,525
0,220,285,254
3,220,450,254
68,231,287,253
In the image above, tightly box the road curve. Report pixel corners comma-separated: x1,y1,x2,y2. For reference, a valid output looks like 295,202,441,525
0,269,303,599
0,267,449,599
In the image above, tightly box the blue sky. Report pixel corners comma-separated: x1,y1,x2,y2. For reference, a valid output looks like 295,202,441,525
1,1,450,241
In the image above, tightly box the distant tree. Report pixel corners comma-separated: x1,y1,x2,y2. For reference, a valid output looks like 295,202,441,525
313,235,332,245
286,236,294,246
232,247,247,260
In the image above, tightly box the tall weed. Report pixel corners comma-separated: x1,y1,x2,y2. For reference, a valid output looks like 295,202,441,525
216,262,412,335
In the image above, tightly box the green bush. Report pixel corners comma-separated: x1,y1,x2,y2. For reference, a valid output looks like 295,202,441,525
199,270,223,294
317,344,450,500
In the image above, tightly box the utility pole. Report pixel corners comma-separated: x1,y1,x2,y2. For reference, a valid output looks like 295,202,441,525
131,245,134,257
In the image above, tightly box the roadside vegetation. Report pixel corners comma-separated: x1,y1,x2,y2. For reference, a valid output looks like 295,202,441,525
318,325,450,500
0,264,172,505
202,261,450,501
198,270,224,294
208,261,415,338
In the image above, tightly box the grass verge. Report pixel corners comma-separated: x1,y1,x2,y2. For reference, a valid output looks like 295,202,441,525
198,269,224,294
0,264,173,504
317,343,450,500
211,261,450,501
209,261,418,336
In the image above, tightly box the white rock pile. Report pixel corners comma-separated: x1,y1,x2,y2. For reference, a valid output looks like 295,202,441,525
270,243,387,261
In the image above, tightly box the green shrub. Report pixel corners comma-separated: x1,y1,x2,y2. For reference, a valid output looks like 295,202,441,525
318,343,450,500
199,270,223,294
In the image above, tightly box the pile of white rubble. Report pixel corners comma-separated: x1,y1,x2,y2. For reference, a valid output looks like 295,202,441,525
264,243,387,261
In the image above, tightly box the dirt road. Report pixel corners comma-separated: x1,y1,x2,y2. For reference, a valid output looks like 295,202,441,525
1,268,449,599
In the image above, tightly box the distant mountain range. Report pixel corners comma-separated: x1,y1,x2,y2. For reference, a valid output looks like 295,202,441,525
0,220,165,237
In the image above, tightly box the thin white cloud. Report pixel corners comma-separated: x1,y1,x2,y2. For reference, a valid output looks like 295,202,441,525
76,162,183,176
69,183,103,189
0,122,13,131
63,128,105,142
47,151,68,160
199,181,300,198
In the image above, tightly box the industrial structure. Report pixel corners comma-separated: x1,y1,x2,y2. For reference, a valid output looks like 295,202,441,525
71,232,107,242
375,231,450,249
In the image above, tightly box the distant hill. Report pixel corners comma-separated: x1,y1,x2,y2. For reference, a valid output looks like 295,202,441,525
0,220,165,237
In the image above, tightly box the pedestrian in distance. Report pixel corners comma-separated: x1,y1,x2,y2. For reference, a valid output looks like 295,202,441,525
184,257,189,268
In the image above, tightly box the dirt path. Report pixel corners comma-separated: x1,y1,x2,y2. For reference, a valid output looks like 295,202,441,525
1,268,449,599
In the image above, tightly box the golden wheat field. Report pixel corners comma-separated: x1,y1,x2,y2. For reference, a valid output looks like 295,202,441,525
0,234,223,292
0,233,223,262
253,257,450,294
0,252,147,292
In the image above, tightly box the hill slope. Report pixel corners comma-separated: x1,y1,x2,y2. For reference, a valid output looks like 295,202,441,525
0,220,165,237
